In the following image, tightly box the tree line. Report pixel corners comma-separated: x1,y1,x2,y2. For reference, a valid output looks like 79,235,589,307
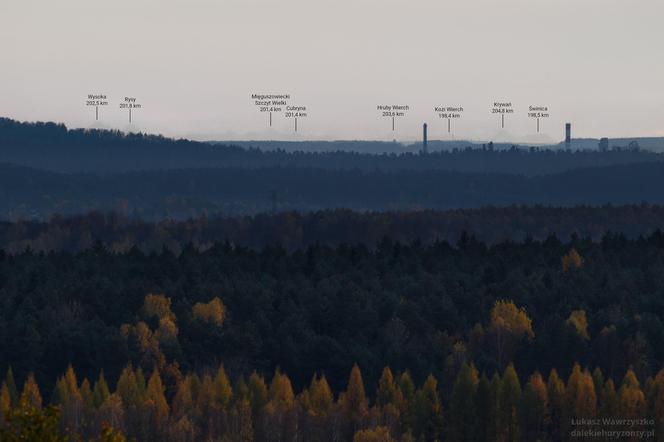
1,359,661,441
3,206,664,254
6,161,664,219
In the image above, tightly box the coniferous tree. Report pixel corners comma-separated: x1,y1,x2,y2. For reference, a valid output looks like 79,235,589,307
214,365,233,410
475,374,492,442
547,369,566,442
498,364,521,442
248,372,269,418
143,369,169,441
488,373,503,442
448,362,479,442
398,371,416,435
375,367,403,435
618,368,646,420
599,379,618,420
519,372,548,442
340,364,369,437
0,382,11,423
19,374,42,410
412,374,443,442
93,371,110,409
4,368,18,407
649,369,664,440
61,365,83,436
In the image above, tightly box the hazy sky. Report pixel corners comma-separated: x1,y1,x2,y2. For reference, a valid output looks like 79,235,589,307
1,0,662,142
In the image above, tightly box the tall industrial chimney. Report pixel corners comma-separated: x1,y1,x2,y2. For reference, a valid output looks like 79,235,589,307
423,123,428,154
565,123,571,147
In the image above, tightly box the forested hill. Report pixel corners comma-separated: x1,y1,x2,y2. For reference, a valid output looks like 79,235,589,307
4,161,664,218
3,205,664,254
0,117,662,175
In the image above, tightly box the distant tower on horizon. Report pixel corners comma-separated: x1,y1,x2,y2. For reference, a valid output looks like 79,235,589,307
423,123,428,154
565,123,571,147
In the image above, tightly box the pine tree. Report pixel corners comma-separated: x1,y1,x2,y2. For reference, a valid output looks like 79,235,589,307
0,382,11,422
377,367,402,410
341,364,369,420
488,373,502,442
144,369,170,441
234,398,254,442
214,365,233,410
475,374,491,442
301,374,333,416
264,369,297,442
650,369,664,440
269,369,295,408
116,365,141,410
80,378,95,438
172,376,194,421
519,372,549,442
116,365,143,440
412,374,443,442
547,368,565,442
398,371,416,434
248,371,268,418
62,365,83,435
19,373,42,410
93,370,111,409
618,368,646,420
50,378,67,407
591,367,604,395
5,368,18,407
599,379,618,420
498,364,521,442
449,363,479,442
374,367,402,435
576,369,597,419
195,374,216,439
98,394,125,437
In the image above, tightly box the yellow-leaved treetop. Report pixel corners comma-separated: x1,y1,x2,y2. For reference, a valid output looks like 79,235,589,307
300,374,333,416
172,376,194,421
144,369,169,439
566,364,597,419
489,300,534,367
120,294,180,372
268,369,295,409
341,364,369,419
143,294,176,322
547,369,566,441
19,374,42,410
567,310,590,340
192,297,226,327
247,371,268,417
562,248,584,272
618,368,646,420
214,365,233,410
